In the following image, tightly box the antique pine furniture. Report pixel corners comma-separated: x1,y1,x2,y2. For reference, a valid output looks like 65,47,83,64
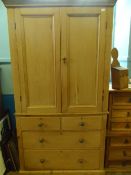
105,88,131,168
2,0,116,174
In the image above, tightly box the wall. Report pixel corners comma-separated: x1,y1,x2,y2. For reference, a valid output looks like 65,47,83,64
113,0,131,70
0,0,15,127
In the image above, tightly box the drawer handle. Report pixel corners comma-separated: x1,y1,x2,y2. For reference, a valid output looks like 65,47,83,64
125,123,130,128
78,159,86,164
79,122,85,127
128,98,131,103
124,139,129,144
38,123,44,128
39,138,45,143
79,138,85,144
123,151,127,157
40,159,46,164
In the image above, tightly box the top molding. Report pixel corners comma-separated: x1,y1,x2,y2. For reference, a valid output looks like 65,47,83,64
2,0,117,8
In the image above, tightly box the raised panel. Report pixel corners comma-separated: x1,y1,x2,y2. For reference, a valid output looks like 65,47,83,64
15,8,61,113
61,8,106,113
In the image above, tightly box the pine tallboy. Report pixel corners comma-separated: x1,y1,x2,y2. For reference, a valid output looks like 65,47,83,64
3,0,116,174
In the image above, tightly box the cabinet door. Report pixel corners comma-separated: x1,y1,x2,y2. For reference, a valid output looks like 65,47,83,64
15,8,61,114
61,8,107,113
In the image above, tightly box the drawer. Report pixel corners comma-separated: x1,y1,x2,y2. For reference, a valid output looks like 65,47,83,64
22,131,103,149
110,136,131,147
112,110,131,118
109,148,131,161
24,150,101,170
108,160,131,168
18,117,60,131
111,122,131,131
112,93,131,106
62,116,103,131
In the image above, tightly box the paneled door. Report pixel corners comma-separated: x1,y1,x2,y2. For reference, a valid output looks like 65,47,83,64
61,7,107,113
15,8,61,113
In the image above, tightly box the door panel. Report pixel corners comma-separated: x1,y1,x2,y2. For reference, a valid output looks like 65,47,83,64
15,8,61,113
61,8,106,113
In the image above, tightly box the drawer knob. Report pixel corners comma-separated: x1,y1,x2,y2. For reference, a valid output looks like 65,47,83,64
40,159,46,164
78,159,85,164
79,138,85,144
124,139,129,144
39,138,45,143
123,151,127,157
38,123,44,128
125,123,130,128
128,98,131,103
127,112,131,117
79,122,85,127
122,161,127,166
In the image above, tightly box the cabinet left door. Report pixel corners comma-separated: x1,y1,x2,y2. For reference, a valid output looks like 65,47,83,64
15,8,61,114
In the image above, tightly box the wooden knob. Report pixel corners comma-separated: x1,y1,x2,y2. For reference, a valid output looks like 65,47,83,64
38,123,44,127
128,98,131,103
79,122,85,127
40,159,46,164
79,138,85,144
127,112,131,117
124,139,129,144
123,151,127,157
125,123,130,129
122,161,127,166
39,138,45,143
78,159,85,164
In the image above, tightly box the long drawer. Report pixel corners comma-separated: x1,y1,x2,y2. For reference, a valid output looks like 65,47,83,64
24,150,101,170
112,93,131,106
22,131,103,149
110,136,131,147
109,148,131,161
112,110,131,118
111,121,131,131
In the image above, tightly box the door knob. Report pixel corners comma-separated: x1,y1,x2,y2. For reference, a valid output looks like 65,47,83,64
62,57,67,64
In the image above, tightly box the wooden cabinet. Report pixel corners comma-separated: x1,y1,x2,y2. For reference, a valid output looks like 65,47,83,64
105,90,131,168
3,0,116,174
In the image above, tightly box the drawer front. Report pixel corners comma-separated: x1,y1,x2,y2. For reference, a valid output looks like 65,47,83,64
110,137,131,147
22,131,102,149
24,150,101,170
111,122,131,131
112,110,131,118
62,116,103,131
112,93,131,106
108,160,131,168
109,149,131,161
19,117,60,130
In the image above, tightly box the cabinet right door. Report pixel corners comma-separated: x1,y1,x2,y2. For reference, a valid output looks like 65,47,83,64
61,7,107,113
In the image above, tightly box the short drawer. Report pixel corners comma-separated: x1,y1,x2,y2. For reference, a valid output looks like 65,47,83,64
22,131,103,149
112,93,131,106
110,136,131,147
62,116,103,131
109,148,131,161
24,150,101,170
18,117,60,131
112,110,131,118
111,122,131,131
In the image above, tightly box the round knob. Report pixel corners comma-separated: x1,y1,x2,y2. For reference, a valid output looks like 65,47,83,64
79,122,85,127
39,138,45,143
127,112,131,117
124,139,129,144
38,123,44,128
40,159,46,164
79,138,85,144
125,123,130,129
78,159,85,164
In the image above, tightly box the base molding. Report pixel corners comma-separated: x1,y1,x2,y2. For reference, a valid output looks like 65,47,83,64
9,170,105,175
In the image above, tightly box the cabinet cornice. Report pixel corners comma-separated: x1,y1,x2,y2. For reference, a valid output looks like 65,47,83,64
2,0,117,8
